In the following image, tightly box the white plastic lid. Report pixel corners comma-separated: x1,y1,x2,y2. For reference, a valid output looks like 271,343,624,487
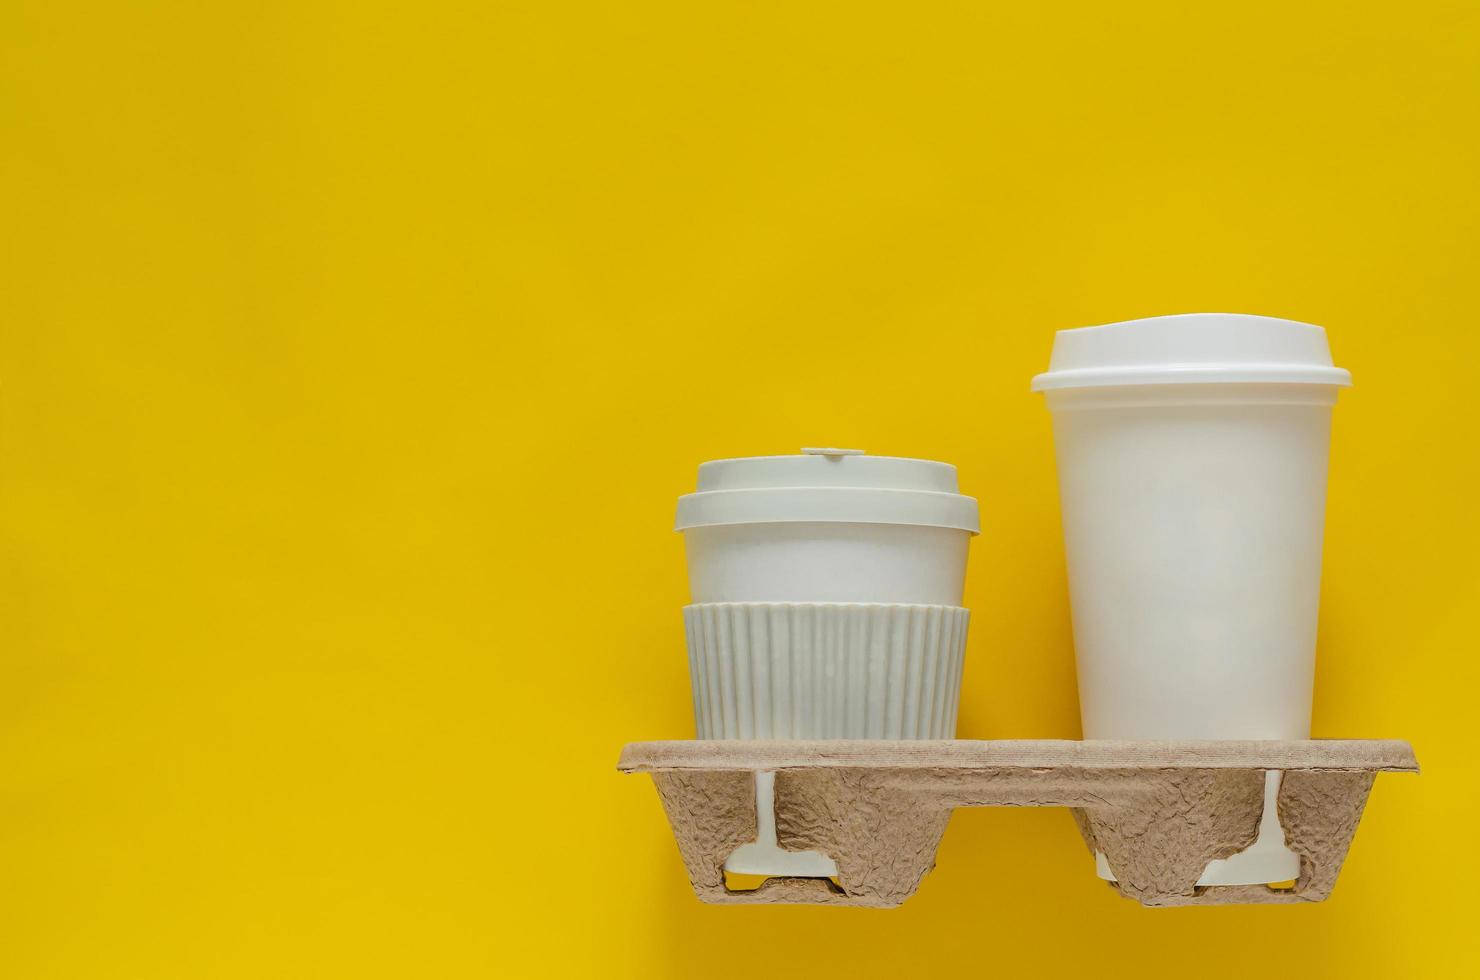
1031,313,1352,391
675,448,980,533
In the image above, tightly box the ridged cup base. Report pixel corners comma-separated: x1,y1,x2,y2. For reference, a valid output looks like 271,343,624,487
683,602,969,739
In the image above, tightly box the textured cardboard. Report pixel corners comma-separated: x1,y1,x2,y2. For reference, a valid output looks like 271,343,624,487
619,739,1417,908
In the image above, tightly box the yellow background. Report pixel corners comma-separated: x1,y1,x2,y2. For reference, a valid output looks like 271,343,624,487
3,1,1477,976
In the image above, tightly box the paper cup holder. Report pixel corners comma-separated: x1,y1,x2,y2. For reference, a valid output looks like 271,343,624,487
618,739,1417,908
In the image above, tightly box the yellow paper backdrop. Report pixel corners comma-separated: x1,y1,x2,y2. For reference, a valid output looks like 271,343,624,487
3,2,1476,976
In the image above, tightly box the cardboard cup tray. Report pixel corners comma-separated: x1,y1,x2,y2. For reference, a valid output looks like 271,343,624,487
618,739,1418,908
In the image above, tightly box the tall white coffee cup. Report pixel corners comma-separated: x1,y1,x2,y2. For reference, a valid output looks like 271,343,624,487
1034,313,1350,885
676,448,979,878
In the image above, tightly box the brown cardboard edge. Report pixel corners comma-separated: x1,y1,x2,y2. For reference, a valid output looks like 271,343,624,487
617,739,1419,774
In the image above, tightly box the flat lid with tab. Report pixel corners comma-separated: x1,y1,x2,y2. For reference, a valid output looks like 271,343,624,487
677,449,979,533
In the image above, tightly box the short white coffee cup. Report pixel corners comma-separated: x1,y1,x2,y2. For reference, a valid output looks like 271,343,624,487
676,448,979,878
1034,313,1351,885
676,448,980,740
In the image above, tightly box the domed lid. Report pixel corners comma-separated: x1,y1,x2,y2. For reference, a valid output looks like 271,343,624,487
675,448,979,533
1031,313,1352,391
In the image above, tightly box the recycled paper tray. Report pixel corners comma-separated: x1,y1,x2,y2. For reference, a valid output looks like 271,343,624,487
619,739,1418,908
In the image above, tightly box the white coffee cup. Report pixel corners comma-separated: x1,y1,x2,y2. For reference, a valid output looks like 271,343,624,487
676,448,979,878
676,448,980,741
1034,313,1350,885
